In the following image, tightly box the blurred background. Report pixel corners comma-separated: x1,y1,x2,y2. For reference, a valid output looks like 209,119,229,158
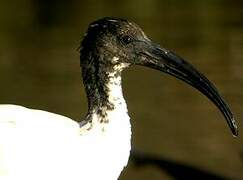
0,0,242,179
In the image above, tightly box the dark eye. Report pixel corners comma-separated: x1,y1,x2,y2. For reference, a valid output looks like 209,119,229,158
121,35,133,45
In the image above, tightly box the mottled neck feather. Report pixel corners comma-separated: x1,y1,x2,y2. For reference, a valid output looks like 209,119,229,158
81,54,129,124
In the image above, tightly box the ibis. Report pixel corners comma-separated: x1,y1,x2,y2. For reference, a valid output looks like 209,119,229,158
0,17,238,180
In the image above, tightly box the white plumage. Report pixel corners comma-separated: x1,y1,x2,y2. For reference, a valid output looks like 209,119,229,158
0,61,131,180
0,102,131,180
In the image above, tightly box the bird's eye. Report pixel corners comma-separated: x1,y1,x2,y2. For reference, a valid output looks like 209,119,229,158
121,35,133,45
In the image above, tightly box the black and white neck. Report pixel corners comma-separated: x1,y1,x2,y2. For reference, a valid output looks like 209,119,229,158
79,38,133,178
80,52,130,131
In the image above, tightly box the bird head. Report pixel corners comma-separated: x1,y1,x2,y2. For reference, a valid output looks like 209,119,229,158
80,17,238,136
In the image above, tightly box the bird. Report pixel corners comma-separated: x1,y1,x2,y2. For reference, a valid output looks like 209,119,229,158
0,17,238,180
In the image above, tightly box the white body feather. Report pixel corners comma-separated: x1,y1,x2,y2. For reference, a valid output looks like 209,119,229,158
0,71,131,180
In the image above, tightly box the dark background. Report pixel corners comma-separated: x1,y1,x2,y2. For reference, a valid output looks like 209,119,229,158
0,0,242,179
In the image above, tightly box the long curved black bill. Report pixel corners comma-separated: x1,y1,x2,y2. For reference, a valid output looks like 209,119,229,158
135,40,238,136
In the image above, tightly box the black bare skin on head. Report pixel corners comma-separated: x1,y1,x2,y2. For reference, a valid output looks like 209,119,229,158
80,18,145,116
79,17,238,136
